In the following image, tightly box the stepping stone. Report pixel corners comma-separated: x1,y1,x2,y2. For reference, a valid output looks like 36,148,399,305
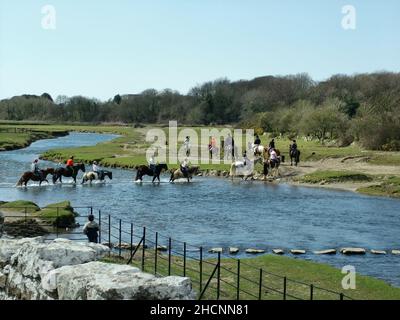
340,248,366,255
290,250,306,255
101,242,113,248
272,249,284,255
314,249,336,255
209,248,223,253
392,250,400,255
245,249,265,254
370,250,387,255
156,245,168,252
229,247,239,254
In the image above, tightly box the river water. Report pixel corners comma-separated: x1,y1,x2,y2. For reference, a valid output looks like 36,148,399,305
0,132,399,287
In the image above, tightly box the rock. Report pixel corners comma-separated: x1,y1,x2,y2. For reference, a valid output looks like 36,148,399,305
245,249,265,254
314,249,336,255
197,172,203,177
0,238,195,300
42,261,195,300
391,250,400,255
370,250,387,255
221,171,229,177
340,248,366,255
101,242,113,248
0,272,6,288
208,248,223,254
156,246,168,252
290,250,306,255
229,247,239,254
272,249,284,255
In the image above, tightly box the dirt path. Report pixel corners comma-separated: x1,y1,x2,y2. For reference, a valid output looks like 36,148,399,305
277,157,400,192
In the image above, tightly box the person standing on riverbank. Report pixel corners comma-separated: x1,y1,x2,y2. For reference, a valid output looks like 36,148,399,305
83,215,99,243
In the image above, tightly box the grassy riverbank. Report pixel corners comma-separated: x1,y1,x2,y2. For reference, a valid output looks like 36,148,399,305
102,251,400,300
1,123,400,197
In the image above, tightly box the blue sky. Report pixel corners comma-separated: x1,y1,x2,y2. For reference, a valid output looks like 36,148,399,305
0,0,399,101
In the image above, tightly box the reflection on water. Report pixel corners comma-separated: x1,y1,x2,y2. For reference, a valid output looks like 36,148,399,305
0,132,399,286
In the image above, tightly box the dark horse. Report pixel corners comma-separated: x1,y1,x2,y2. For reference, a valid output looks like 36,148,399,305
135,164,168,182
290,149,301,166
52,163,86,184
16,168,55,187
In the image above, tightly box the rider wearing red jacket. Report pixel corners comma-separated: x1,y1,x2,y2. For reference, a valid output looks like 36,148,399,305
66,156,74,173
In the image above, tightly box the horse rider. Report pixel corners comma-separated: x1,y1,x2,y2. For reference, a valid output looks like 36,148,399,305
180,158,190,178
290,140,298,153
92,161,104,180
269,138,275,150
242,150,250,166
31,159,44,180
66,156,74,174
269,148,279,166
183,136,190,156
148,154,156,175
253,134,261,154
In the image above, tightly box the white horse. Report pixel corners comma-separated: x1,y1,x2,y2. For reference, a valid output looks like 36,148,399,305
229,159,255,180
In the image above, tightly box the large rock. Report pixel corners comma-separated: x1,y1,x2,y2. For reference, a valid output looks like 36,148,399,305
290,250,306,255
314,249,337,255
245,249,265,254
0,238,195,300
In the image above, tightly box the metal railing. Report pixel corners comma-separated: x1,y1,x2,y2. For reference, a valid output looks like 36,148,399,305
98,213,355,301
0,206,354,300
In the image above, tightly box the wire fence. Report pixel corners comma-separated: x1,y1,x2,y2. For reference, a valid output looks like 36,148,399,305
0,206,354,300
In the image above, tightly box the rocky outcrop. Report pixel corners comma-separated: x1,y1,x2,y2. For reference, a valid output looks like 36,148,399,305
314,249,336,255
340,248,366,255
0,238,195,300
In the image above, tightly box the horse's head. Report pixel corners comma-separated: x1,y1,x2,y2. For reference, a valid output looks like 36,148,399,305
43,168,55,175
79,163,86,172
159,163,168,171
190,166,200,174
106,171,112,180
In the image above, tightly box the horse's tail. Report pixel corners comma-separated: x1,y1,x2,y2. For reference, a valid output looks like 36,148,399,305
229,163,236,177
16,176,24,187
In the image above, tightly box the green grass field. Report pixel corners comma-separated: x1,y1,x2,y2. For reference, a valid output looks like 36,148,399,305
357,176,400,198
102,251,400,300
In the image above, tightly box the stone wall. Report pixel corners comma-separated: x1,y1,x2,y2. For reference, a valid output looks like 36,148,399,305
0,237,195,300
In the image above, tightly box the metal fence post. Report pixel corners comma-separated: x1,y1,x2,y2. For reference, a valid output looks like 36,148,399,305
183,242,187,277
130,223,133,259
118,219,122,257
217,252,221,300
283,277,287,300
90,207,93,216
154,232,158,275
199,247,203,293
259,268,263,300
141,227,146,271
108,215,111,256
168,238,172,276
340,293,344,301
98,210,101,243
237,259,240,300
310,284,314,300
56,207,59,238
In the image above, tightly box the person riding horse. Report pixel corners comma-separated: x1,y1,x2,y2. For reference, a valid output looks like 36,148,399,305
290,140,298,152
180,158,190,178
66,156,74,174
31,159,44,181
269,139,275,150
253,135,261,155
148,154,156,175
269,148,279,167
92,161,104,180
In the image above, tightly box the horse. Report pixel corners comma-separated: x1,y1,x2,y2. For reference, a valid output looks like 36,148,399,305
290,149,301,166
170,166,199,182
52,163,86,184
16,168,55,187
82,170,113,184
229,159,255,181
253,144,265,157
135,163,168,182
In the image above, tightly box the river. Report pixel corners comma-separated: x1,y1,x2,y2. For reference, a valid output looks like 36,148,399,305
0,132,399,287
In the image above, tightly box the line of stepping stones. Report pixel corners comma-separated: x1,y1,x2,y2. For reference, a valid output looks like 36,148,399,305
104,242,400,256
208,247,400,256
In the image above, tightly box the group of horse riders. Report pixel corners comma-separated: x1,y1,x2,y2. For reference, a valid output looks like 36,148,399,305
252,134,298,163
30,156,105,181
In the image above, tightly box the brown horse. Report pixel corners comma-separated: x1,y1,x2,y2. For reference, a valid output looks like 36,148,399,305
170,166,199,182
16,168,55,187
135,163,168,182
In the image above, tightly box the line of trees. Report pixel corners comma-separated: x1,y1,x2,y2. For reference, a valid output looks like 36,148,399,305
0,72,399,150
